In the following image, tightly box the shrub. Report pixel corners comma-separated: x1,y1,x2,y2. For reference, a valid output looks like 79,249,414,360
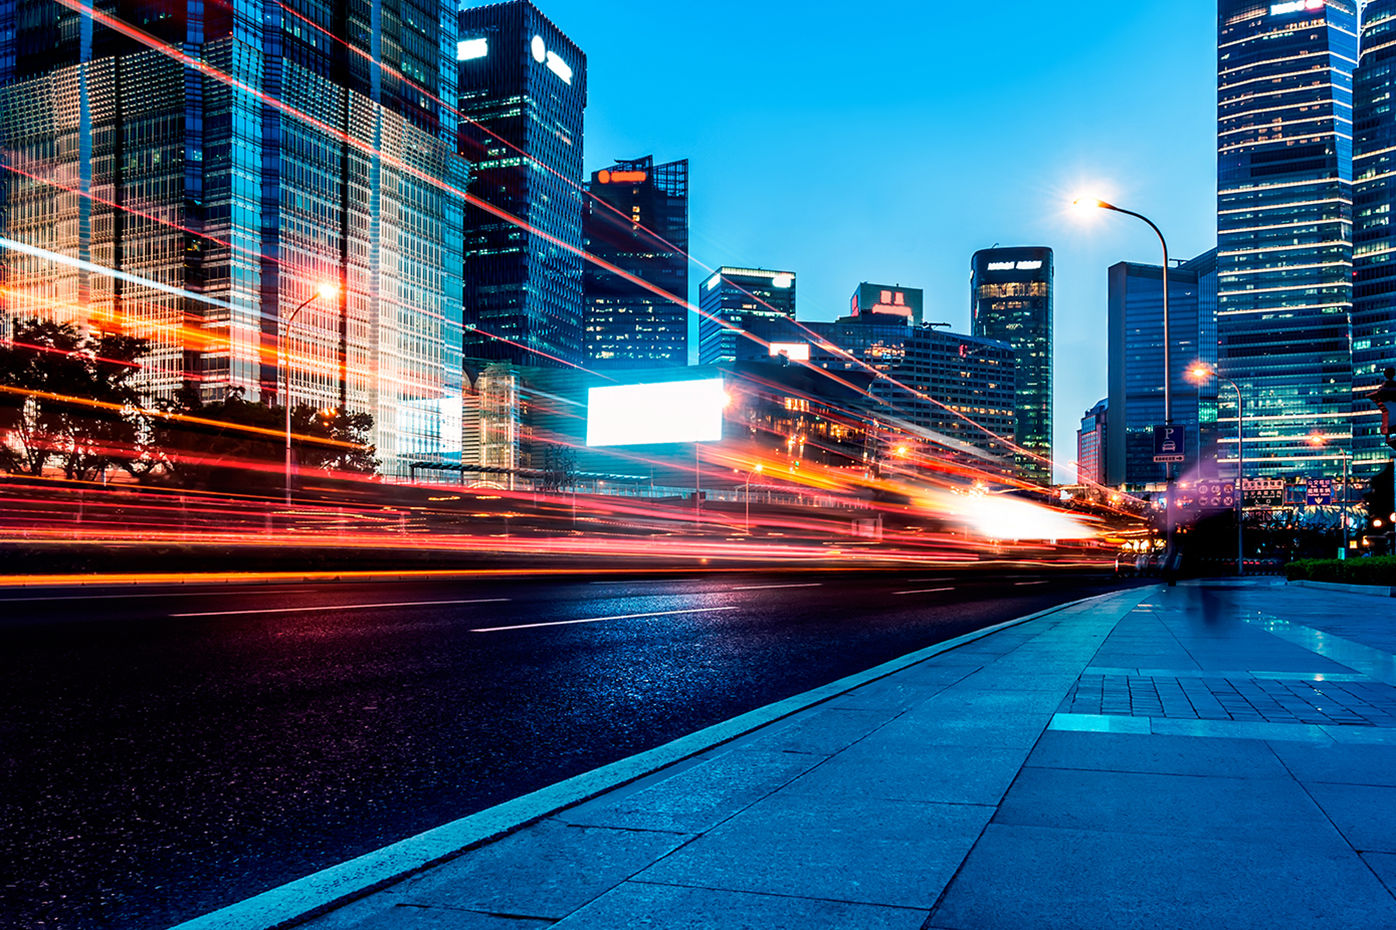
1286,556,1396,585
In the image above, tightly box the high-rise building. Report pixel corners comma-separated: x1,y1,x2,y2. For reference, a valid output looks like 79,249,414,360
0,0,469,478
970,247,1052,483
849,283,924,326
457,1,586,368
1217,0,1357,479
1106,251,1219,489
736,314,1017,470
582,156,689,369
697,266,796,364
1353,0,1396,476
1077,399,1108,487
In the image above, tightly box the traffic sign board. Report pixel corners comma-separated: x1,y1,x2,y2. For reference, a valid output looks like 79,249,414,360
1305,478,1334,506
1242,478,1284,507
1193,479,1237,511
1153,425,1186,464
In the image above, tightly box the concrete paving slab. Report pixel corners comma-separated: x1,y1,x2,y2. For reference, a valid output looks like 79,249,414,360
1025,729,1293,779
635,793,992,909
550,881,929,930
780,737,1024,806
929,824,1396,930
1365,852,1396,897
557,749,819,835
822,680,949,711
1307,783,1396,853
993,766,1344,846
348,819,692,922
928,688,1068,715
735,706,894,756
875,710,1051,749
1269,740,1396,785
310,901,554,929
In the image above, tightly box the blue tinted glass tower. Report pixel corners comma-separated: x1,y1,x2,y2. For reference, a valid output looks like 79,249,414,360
697,266,796,364
1353,0,1396,476
0,0,469,478
457,1,586,368
1217,0,1357,479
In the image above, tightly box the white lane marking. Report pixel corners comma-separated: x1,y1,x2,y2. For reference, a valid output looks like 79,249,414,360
587,579,677,585
725,583,823,591
472,605,740,633
171,598,510,618
1014,581,1050,586
894,587,956,595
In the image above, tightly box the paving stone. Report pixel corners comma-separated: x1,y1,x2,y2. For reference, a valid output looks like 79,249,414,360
1307,783,1396,853
1025,730,1292,779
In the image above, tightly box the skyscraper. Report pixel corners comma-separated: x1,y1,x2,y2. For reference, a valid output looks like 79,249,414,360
697,266,796,364
0,0,469,477
1106,251,1219,489
583,156,689,369
457,1,586,368
1217,0,1357,479
1353,0,1396,476
1077,400,1108,487
970,247,1053,484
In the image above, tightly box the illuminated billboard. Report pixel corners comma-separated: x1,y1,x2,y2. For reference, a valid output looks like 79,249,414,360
769,342,811,361
586,379,727,446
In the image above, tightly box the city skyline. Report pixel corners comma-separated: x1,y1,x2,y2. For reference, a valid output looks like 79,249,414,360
544,0,1219,482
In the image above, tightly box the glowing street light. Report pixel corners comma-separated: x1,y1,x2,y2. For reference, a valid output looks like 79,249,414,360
283,281,339,505
1308,432,1351,558
1075,196,1178,575
1189,362,1244,575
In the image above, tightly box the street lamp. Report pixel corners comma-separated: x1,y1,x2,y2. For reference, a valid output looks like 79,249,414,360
1308,433,1351,559
1189,363,1244,576
1075,197,1178,575
282,282,339,506
744,463,763,533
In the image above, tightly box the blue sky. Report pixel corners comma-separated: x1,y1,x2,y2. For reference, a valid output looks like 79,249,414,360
542,0,1219,481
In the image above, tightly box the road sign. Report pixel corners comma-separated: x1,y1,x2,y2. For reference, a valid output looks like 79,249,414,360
1152,425,1186,464
1242,478,1284,507
1193,479,1237,511
1305,478,1334,506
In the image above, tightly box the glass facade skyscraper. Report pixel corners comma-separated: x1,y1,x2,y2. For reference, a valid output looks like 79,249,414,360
1106,251,1219,489
457,1,586,368
0,0,468,478
970,247,1052,484
697,266,796,364
582,156,688,369
1353,0,1396,476
1217,0,1357,479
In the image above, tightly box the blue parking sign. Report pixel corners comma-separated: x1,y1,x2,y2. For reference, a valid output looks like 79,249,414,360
1153,425,1186,464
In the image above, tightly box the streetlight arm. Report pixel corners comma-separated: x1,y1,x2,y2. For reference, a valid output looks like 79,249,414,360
1098,202,1169,258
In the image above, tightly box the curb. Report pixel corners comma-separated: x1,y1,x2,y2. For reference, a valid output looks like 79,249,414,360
167,586,1146,930
1289,579,1396,598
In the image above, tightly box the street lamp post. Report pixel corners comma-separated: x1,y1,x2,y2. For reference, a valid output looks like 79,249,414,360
281,283,337,506
1075,198,1177,576
1190,364,1243,576
744,463,763,533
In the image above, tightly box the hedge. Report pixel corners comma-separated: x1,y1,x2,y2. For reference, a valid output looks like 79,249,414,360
1286,556,1396,584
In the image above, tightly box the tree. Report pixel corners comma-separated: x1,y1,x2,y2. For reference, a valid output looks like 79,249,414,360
0,319,149,480
289,405,379,476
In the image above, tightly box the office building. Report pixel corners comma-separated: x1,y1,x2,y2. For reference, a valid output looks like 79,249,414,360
697,266,796,364
849,283,924,326
1077,400,1108,487
1353,0,1396,475
583,156,689,369
457,1,586,367
0,0,469,478
1106,251,1219,489
737,313,1017,472
970,247,1053,483
1217,0,1357,479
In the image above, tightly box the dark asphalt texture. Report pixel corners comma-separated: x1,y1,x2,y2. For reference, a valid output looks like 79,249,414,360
0,568,1143,929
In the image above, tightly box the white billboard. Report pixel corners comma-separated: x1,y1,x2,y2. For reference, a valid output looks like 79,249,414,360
586,379,726,447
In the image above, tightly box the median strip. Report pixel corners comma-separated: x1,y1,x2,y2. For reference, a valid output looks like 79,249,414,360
472,606,740,633
170,598,510,618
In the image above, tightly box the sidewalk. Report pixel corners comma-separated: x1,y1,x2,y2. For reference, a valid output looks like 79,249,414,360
188,581,1396,930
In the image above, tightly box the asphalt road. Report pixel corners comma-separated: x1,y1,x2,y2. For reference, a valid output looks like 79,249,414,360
0,568,1142,930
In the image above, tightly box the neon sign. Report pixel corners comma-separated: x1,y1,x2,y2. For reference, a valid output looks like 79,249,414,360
457,37,488,61
597,169,648,184
531,35,573,85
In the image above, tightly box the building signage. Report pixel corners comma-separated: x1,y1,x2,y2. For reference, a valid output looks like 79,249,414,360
597,169,647,184
531,35,573,85
457,37,488,61
1152,425,1185,463
1271,0,1324,15
768,342,811,361
985,260,1043,272
1305,478,1334,506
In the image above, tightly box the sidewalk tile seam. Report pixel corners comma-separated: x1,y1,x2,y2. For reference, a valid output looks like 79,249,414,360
621,877,935,914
